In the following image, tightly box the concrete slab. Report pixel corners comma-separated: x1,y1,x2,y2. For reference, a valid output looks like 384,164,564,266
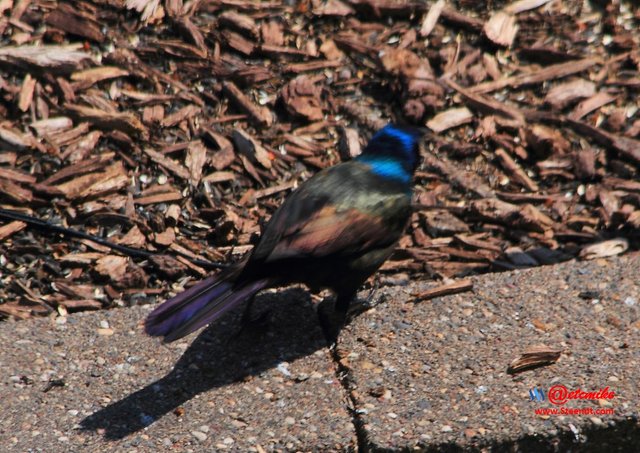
0,288,356,452
338,253,640,451
2,256,639,452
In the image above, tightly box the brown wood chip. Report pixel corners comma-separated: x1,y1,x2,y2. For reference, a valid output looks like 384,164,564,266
484,11,518,47
134,184,183,205
222,81,273,127
413,279,474,302
64,103,146,136
507,345,562,374
281,75,326,121
568,92,616,120
185,140,207,185
419,0,445,37
470,57,600,94
143,147,190,181
17,74,36,112
470,198,554,233
0,178,33,203
545,79,596,110
504,0,554,14
579,238,629,260
0,220,27,240
427,107,474,133
0,44,92,73
444,78,524,124
231,128,273,170
46,3,105,42
494,148,539,191
95,255,129,281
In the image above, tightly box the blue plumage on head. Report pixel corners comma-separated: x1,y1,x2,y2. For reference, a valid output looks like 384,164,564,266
356,124,422,183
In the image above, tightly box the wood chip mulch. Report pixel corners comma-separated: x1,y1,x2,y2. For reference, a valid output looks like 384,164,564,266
0,0,639,320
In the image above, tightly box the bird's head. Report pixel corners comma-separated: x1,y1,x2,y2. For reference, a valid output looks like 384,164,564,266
355,124,422,184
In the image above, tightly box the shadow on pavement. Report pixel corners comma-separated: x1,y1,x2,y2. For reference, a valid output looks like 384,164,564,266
79,287,332,440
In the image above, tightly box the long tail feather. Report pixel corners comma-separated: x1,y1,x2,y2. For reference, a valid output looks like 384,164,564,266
145,272,270,343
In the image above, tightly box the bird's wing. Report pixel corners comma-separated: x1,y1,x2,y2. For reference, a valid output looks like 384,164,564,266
251,166,410,263
268,205,394,259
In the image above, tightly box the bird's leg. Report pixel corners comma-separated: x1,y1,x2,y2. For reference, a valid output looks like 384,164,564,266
334,292,352,320
228,295,269,344
319,292,353,345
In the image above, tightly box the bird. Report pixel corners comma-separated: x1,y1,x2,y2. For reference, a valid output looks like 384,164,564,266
145,124,422,343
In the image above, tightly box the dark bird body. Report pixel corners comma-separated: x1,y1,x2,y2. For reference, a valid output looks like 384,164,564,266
146,125,421,342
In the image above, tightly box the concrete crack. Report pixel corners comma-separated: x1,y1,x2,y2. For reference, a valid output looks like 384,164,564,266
317,305,371,453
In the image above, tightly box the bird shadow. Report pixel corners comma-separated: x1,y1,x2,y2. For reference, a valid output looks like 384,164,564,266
79,287,335,440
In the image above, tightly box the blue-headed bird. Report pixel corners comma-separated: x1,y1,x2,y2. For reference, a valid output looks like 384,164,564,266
145,124,422,342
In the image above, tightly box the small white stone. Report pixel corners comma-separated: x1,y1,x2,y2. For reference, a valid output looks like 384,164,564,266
192,431,207,442
441,425,453,433
276,362,292,377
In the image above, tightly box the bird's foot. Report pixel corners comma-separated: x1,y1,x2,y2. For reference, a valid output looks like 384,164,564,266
347,290,385,320
365,278,380,304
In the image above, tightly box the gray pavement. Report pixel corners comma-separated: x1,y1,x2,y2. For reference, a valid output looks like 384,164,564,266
1,255,639,451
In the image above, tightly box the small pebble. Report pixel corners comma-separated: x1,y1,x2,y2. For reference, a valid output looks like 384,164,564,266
191,431,207,442
339,68,352,80
276,362,291,377
441,425,453,432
